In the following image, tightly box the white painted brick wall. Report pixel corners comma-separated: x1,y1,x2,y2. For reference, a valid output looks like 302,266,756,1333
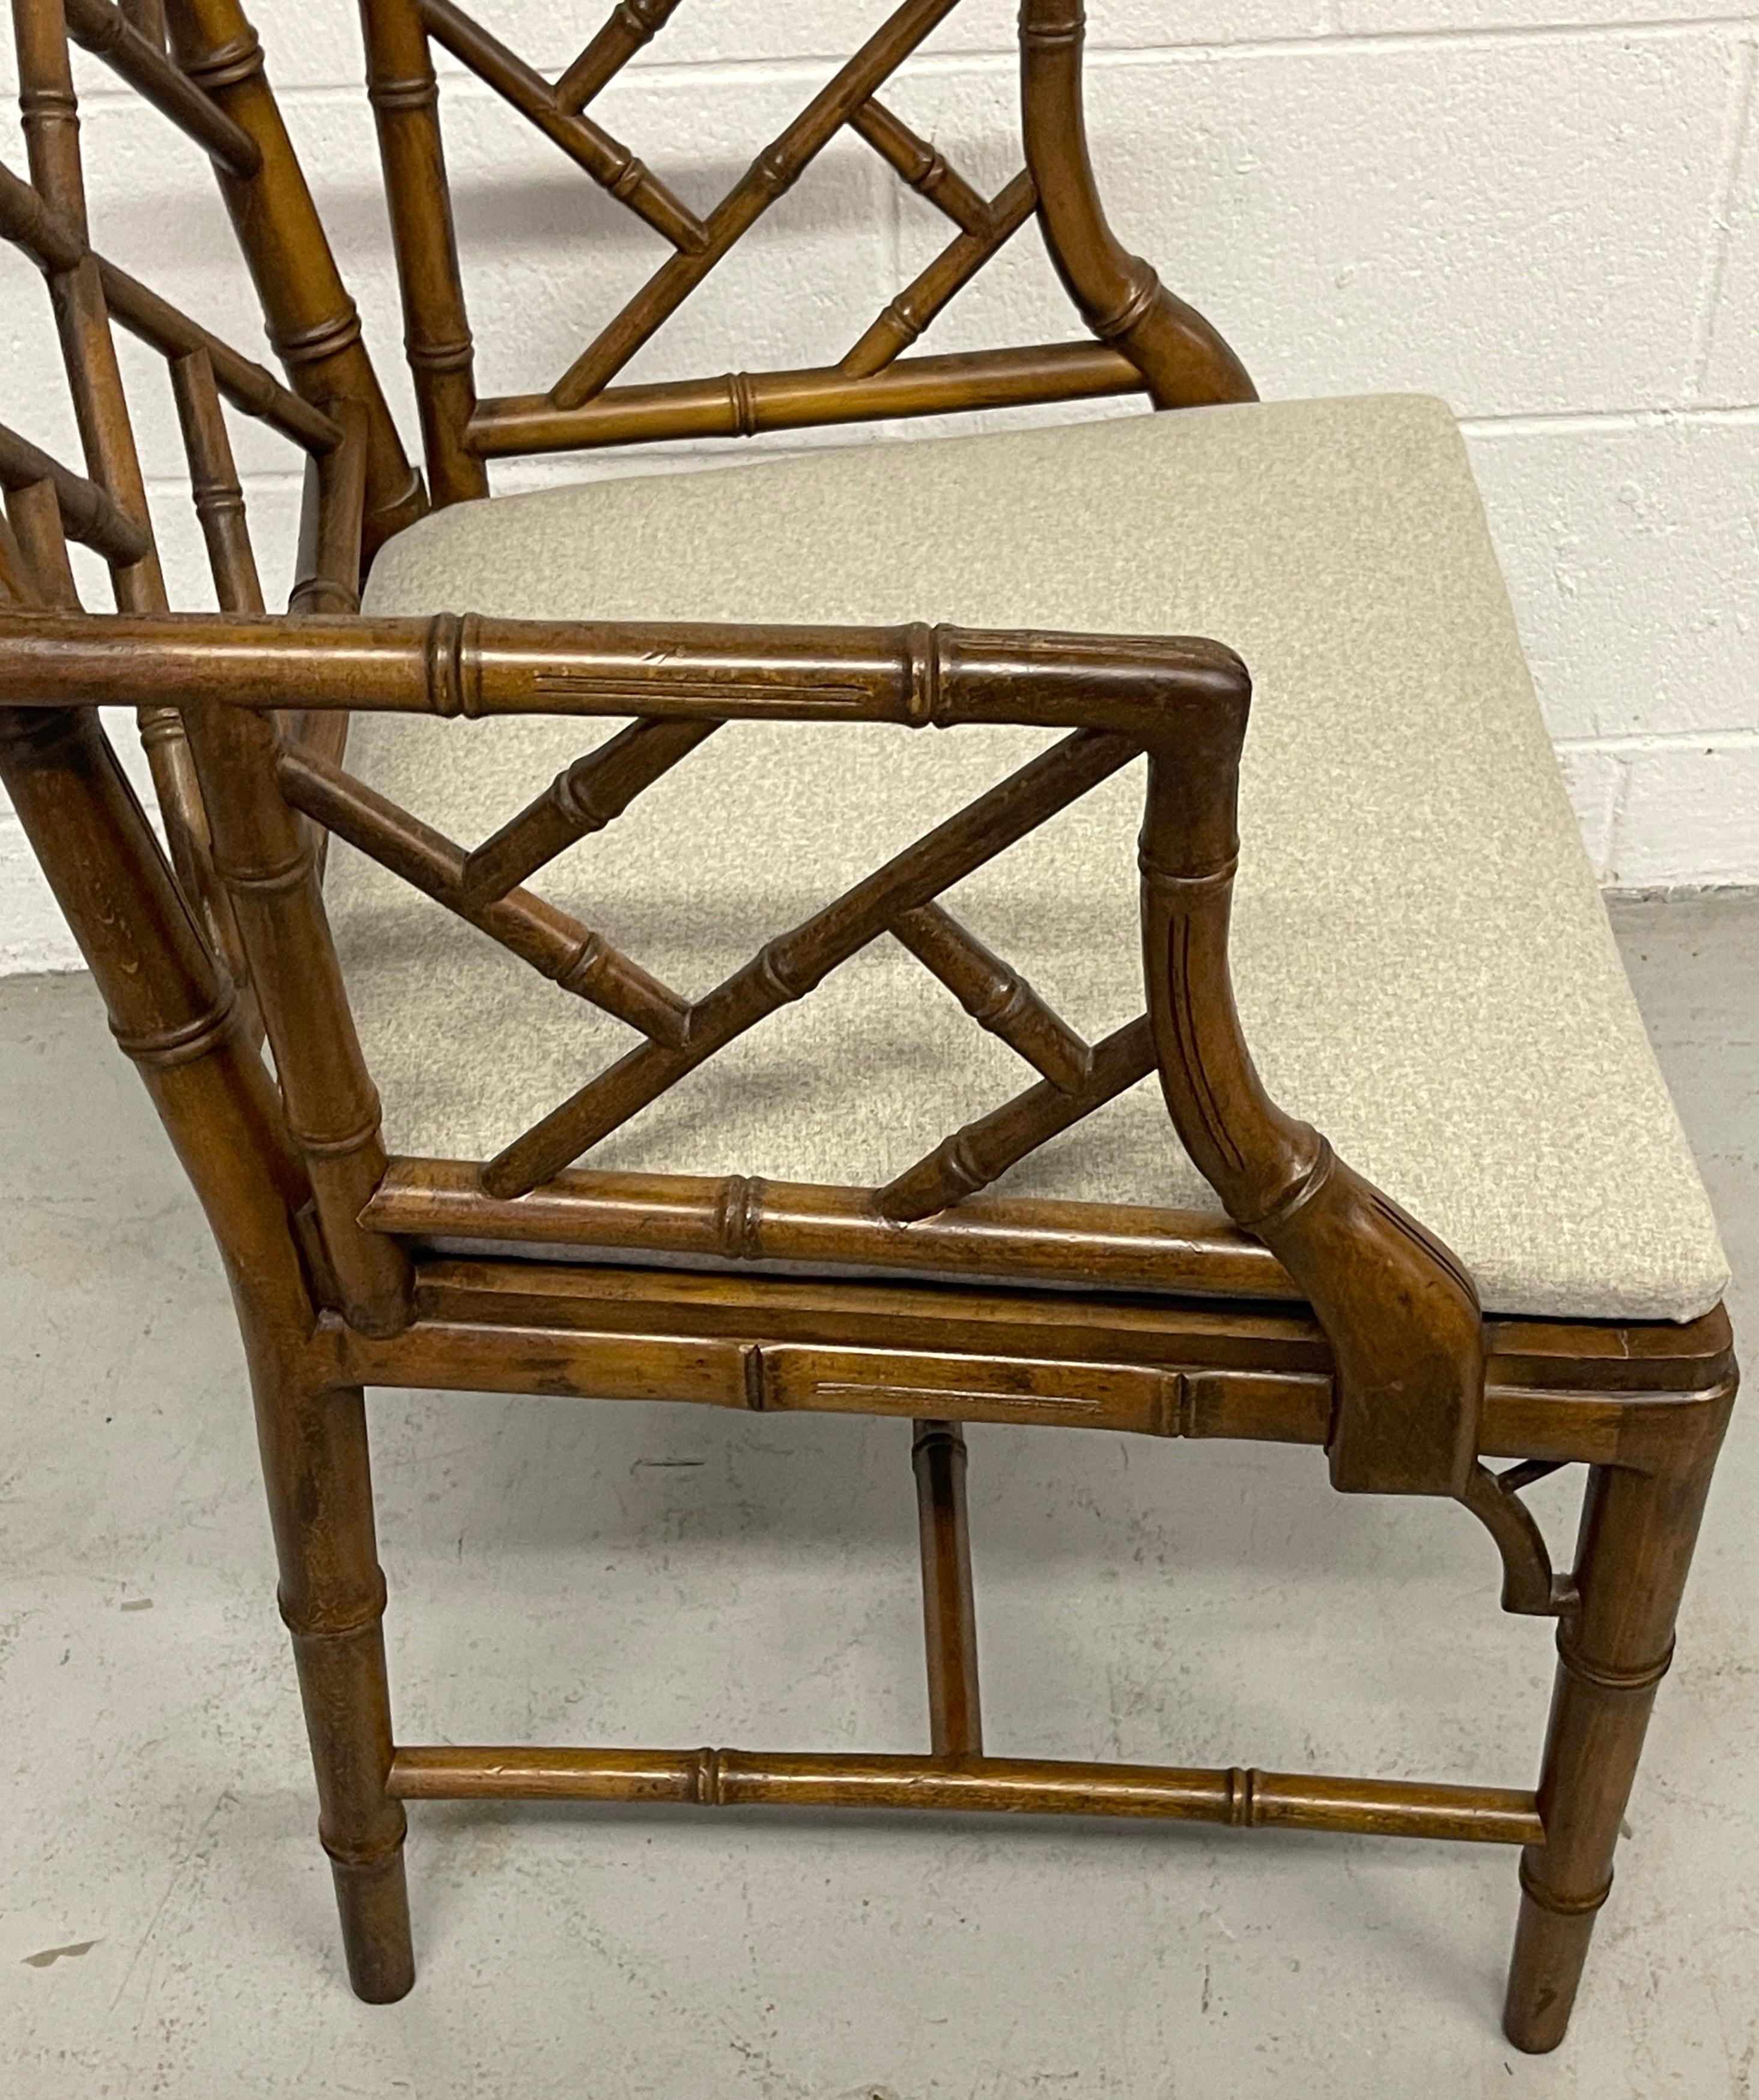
2,0,1756,970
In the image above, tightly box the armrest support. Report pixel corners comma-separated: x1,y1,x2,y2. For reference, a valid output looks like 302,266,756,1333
1140,737,1485,1497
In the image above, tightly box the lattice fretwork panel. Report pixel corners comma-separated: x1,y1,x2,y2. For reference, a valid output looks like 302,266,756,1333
284,698,1155,1213
0,0,405,985
361,0,1173,493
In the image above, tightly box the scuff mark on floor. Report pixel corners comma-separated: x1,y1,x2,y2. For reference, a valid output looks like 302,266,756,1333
22,1938,100,1968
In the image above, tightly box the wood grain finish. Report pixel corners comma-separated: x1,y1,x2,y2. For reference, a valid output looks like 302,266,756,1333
65,0,260,176
0,612,1249,728
166,0,424,555
418,0,706,253
357,0,486,505
467,341,1146,457
0,0,1737,2046
1139,741,1485,1497
387,1745,1545,1846
1019,0,1256,409
360,1157,1296,1300
0,415,150,564
357,0,1248,488
1504,1392,1735,2052
913,1420,983,1757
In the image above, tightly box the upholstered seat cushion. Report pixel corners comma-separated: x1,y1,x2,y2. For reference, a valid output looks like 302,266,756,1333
331,392,1728,1322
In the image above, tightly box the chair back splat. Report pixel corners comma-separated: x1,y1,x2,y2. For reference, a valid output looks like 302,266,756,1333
358,0,1256,500
0,0,1737,2054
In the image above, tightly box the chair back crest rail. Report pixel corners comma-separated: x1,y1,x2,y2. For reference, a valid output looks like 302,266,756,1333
356,0,1257,499
0,0,1486,1506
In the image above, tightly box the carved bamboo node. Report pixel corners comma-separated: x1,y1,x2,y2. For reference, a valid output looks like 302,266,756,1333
213,842,312,895
725,370,758,438
1236,1135,1334,1235
275,307,366,368
19,84,78,119
1087,263,1164,347
1519,1859,1612,1917
288,1104,388,1161
1019,16,1082,47
976,978,1027,1029
190,482,246,516
320,1830,407,1873
1224,1767,1257,1827
288,576,360,615
1137,849,1239,895
1555,1635,1674,1696
756,937,816,1003
136,706,192,752
180,30,265,91
914,145,949,196
690,1748,723,1805
424,609,479,717
875,294,924,349
278,1568,390,1642
551,927,606,988
715,1173,767,1261
370,74,441,114
904,620,945,727
607,154,644,202
938,1132,989,1205
410,336,476,374
553,756,616,829
110,995,235,1070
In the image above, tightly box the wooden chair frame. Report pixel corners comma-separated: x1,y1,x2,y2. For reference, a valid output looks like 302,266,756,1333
0,0,1736,2053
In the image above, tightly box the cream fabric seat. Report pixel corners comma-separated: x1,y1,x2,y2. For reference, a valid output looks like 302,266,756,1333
330,392,1728,1323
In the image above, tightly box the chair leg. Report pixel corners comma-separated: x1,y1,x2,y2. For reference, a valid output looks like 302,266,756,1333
249,1348,413,2003
1503,1407,1731,2053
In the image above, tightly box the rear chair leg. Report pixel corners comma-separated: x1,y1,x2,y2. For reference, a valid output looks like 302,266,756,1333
251,1353,413,2003
1504,1399,1733,2053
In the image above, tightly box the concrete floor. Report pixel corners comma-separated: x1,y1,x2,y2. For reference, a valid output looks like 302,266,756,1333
0,894,1753,2099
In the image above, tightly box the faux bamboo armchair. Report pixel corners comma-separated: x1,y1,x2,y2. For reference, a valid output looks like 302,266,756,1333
0,0,1737,2055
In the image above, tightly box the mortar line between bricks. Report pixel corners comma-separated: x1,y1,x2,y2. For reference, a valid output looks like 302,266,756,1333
1462,401,1759,433
1558,728,1759,752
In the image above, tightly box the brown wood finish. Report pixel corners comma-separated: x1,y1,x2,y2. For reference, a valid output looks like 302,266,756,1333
385,1745,1545,1846
0,0,1737,2051
353,0,1250,487
165,0,425,554
914,1419,983,1758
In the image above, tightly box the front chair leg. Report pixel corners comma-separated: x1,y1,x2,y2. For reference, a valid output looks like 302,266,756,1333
1504,1394,1733,2053
249,1348,414,2002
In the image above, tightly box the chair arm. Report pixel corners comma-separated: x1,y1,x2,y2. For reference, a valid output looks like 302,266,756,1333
0,606,1485,1490
0,609,1245,736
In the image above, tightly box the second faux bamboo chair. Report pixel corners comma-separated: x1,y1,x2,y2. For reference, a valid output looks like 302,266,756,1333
0,0,1735,2054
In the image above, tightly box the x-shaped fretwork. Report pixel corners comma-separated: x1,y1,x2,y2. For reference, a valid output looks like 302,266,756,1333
407,0,1036,404
279,720,1154,1212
